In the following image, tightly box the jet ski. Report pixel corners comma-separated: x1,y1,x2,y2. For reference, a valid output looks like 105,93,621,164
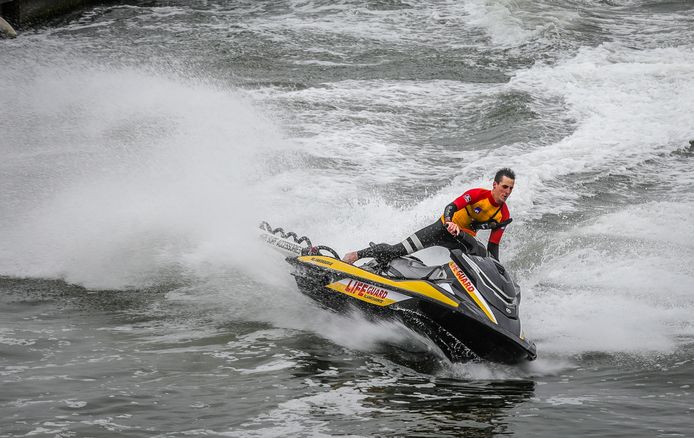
260,221,537,364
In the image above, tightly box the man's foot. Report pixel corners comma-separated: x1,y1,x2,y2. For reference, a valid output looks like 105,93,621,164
342,251,358,265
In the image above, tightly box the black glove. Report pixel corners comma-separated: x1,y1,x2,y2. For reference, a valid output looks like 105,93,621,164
472,218,513,231
472,221,495,230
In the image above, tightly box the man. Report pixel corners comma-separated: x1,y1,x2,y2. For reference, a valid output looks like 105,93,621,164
342,168,515,264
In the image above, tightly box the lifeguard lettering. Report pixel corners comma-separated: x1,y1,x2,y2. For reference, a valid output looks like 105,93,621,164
345,279,389,299
449,262,475,294
326,278,412,307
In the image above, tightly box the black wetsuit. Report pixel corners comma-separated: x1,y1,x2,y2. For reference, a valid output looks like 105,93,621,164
356,220,501,263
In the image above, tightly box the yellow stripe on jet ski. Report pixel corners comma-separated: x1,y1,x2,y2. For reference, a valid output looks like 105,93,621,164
298,256,458,308
448,262,498,324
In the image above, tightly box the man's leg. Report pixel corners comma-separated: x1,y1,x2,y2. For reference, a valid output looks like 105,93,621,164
343,220,457,264
399,220,459,254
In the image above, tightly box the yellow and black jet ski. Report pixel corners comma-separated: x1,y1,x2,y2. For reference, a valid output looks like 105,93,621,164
260,222,536,364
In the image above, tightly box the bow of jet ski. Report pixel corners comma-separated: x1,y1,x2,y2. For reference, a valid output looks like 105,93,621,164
259,221,537,364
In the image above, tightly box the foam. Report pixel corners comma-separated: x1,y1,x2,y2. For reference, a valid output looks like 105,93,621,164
0,62,296,289
2,10,693,367
521,199,694,357
462,0,536,46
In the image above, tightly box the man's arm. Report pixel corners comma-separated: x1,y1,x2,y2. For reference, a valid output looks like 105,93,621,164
487,242,499,260
446,189,486,218
487,204,510,260
443,202,458,222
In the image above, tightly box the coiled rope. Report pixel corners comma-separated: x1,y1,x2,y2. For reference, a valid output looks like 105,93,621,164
259,221,312,247
259,221,340,259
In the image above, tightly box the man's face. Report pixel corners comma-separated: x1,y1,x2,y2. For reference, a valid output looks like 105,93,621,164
492,176,514,204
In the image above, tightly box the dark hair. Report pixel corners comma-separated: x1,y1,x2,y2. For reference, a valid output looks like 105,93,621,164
494,168,516,183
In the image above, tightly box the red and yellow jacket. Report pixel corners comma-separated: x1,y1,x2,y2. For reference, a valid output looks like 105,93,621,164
441,188,510,244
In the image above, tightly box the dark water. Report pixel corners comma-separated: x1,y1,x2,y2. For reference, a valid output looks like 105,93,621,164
1,1,693,436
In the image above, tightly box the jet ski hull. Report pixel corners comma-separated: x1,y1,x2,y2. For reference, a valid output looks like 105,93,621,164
287,255,536,364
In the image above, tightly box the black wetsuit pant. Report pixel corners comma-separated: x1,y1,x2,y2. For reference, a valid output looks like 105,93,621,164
356,220,462,262
356,220,499,262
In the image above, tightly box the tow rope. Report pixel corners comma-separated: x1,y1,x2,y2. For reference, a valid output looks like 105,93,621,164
259,221,340,259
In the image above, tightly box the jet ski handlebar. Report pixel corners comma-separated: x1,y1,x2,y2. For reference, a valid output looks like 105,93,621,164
453,231,489,258
471,218,513,231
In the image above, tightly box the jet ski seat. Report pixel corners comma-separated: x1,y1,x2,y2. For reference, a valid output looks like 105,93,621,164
385,257,445,280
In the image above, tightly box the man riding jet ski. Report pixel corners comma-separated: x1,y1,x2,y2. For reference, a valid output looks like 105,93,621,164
259,168,535,364
259,222,536,364
343,167,516,265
